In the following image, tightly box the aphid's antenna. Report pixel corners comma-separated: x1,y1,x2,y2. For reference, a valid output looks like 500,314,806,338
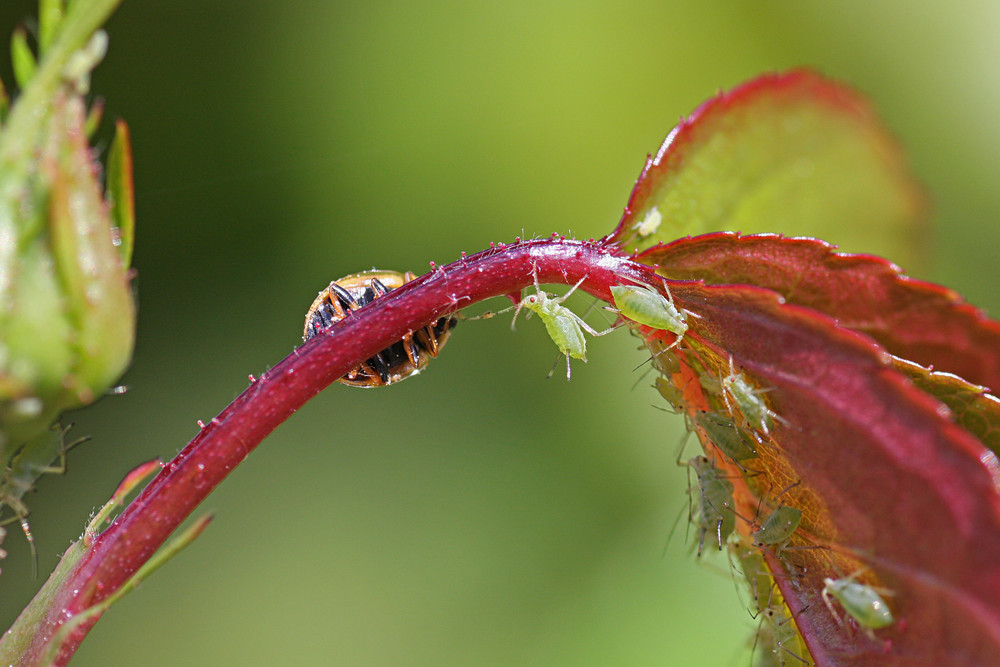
662,498,690,558
630,363,656,391
510,266,542,330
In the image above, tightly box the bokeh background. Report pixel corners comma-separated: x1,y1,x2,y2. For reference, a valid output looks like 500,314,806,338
1,1,998,665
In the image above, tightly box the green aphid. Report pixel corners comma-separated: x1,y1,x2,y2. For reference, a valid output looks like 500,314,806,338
682,455,737,556
515,272,616,380
720,356,784,436
752,506,803,547
694,411,759,466
754,605,812,666
610,282,688,337
730,543,775,615
655,376,686,414
822,571,895,638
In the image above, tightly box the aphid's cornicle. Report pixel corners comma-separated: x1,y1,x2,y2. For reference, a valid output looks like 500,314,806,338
303,270,456,388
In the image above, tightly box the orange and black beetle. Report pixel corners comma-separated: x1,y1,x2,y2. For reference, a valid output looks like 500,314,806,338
303,270,456,387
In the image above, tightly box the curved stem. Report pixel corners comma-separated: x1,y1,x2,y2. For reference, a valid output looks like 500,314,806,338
24,237,658,664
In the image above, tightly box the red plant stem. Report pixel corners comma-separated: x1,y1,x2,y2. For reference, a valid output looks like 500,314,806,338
31,236,657,665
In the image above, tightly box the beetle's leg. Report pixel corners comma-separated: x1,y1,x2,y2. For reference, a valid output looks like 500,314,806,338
329,282,358,313
402,333,420,367
370,278,392,298
368,352,391,384
414,325,440,357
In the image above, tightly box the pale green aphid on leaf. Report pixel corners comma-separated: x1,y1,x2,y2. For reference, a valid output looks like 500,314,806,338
610,281,688,338
822,572,895,637
681,454,737,556
719,356,786,437
693,410,759,468
752,505,803,547
632,205,662,238
655,375,688,415
742,555,812,666
730,543,774,614
755,605,812,666
514,272,616,380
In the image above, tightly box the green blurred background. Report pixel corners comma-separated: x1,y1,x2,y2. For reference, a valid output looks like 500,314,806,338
1,1,998,664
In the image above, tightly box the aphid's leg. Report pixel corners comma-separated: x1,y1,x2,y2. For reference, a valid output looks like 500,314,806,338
820,585,847,631
36,429,89,476
509,298,528,331
0,499,37,578
572,314,619,338
543,353,574,381
674,428,695,466
554,274,589,303
749,612,765,666
774,480,803,502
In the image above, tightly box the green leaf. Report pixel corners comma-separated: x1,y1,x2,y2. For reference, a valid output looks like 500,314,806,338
38,0,66,55
605,70,928,271
83,97,103,138
0,75,8,122
643,232,1000,390
893,356,1000,463
11,26,37,90
106,119,135,266
655,280,1000,663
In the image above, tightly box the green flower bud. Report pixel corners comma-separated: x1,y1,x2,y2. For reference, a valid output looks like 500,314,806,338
0,20,135,480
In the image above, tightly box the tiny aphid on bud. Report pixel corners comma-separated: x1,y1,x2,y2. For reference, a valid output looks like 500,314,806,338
730,542,775,615
303,270,456,388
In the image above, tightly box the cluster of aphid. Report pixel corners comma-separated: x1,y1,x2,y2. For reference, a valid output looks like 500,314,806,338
302,268,895,662
612,283,898,664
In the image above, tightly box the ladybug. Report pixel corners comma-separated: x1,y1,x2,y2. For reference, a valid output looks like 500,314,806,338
303,270,456,387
